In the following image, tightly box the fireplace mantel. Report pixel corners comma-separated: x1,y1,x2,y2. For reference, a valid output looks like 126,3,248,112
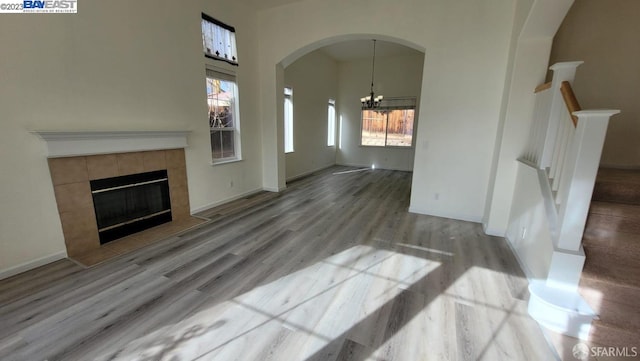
32,130,191,157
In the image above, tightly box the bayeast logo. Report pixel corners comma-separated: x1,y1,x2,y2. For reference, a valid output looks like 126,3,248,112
23,0,77,12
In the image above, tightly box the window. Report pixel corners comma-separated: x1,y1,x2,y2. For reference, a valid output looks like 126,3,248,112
327,99,336,147
284,87,294,153
361,97,416,147
201,13,238,65
207,69,241,162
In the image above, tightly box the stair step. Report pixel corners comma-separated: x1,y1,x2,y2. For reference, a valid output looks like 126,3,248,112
580,168,640,350
589,320,640,349
586,202,640,236
581,250,640,289
583,228,640,257
580,278,640,332
592,168,640,205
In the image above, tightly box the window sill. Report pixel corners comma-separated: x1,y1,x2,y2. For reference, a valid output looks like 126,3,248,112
359,145,414,149
211,158,243,166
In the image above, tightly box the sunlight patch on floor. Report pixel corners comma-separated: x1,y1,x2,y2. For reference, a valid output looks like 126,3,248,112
109,245,440,361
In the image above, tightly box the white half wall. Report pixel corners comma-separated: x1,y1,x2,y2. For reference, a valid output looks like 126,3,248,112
336,54,423,171
284,50,338,180
506,161,554,281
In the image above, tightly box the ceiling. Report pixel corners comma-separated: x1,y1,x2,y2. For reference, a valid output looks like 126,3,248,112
320,40,423,62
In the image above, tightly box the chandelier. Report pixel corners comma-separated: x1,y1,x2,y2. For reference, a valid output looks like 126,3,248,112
361,39,383,109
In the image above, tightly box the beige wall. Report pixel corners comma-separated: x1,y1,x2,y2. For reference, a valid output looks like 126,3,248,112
550,0,640,167
0,0,264,276
284,50,338,180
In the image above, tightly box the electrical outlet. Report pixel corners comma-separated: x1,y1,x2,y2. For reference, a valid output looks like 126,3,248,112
229,180,234,188
434,193,439,200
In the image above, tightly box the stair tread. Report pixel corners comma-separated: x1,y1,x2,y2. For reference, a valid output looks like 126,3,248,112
586,202,640,236
593,320,640,335
582,169,640,347
582,251,640,289
581,275,640,301
590,201,640,217
589,320,640,348
583,229,640,260
593,168,640,205
583,228,640,246
596,168,640,184
580,284,640,331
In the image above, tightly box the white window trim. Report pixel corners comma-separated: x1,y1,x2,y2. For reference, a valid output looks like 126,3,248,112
327,99,336,147
360,107,416,149
284,87,294,154
207,66,242,163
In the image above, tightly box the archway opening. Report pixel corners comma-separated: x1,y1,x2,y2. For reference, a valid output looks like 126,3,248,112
278,36,426,183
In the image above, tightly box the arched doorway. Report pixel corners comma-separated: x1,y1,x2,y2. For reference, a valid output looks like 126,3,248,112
267,35,426,189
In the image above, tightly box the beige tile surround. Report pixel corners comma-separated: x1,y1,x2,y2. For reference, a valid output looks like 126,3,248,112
47,149,200,265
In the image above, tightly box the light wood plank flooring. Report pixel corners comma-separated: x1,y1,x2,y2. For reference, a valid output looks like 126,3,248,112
0,167,558,361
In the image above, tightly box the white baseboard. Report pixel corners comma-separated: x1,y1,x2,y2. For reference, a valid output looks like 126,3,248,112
262,185,286,192
0,251,68,281
191,187,263,214
483,223,506,237
286,163,335,182
336,162,412,172
408,206,482,224
504,234,535,283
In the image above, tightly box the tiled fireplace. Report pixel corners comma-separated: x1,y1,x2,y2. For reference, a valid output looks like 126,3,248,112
48,149,191,258
34,131,204,266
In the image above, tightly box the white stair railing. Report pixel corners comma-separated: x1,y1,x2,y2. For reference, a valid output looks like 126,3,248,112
523,61,619,340
524,61,619,251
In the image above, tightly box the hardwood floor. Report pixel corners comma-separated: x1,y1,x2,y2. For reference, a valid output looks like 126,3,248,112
0,166,557,361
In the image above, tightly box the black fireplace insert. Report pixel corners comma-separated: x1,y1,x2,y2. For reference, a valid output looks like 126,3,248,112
90,170,172,244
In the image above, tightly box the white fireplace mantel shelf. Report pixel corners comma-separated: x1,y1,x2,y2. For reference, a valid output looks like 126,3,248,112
32,130,191,158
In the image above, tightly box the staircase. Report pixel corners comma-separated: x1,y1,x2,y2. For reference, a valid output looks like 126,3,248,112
580,168,640,347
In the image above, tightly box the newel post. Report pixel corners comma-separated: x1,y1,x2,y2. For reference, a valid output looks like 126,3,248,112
539,62,584,170
556,110,620,251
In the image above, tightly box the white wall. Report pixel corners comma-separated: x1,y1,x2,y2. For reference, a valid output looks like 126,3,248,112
0,0,264,276
336,54,423,171
256,0,518,223
283,50,338,180
483,0,575,235
0,0,578,276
